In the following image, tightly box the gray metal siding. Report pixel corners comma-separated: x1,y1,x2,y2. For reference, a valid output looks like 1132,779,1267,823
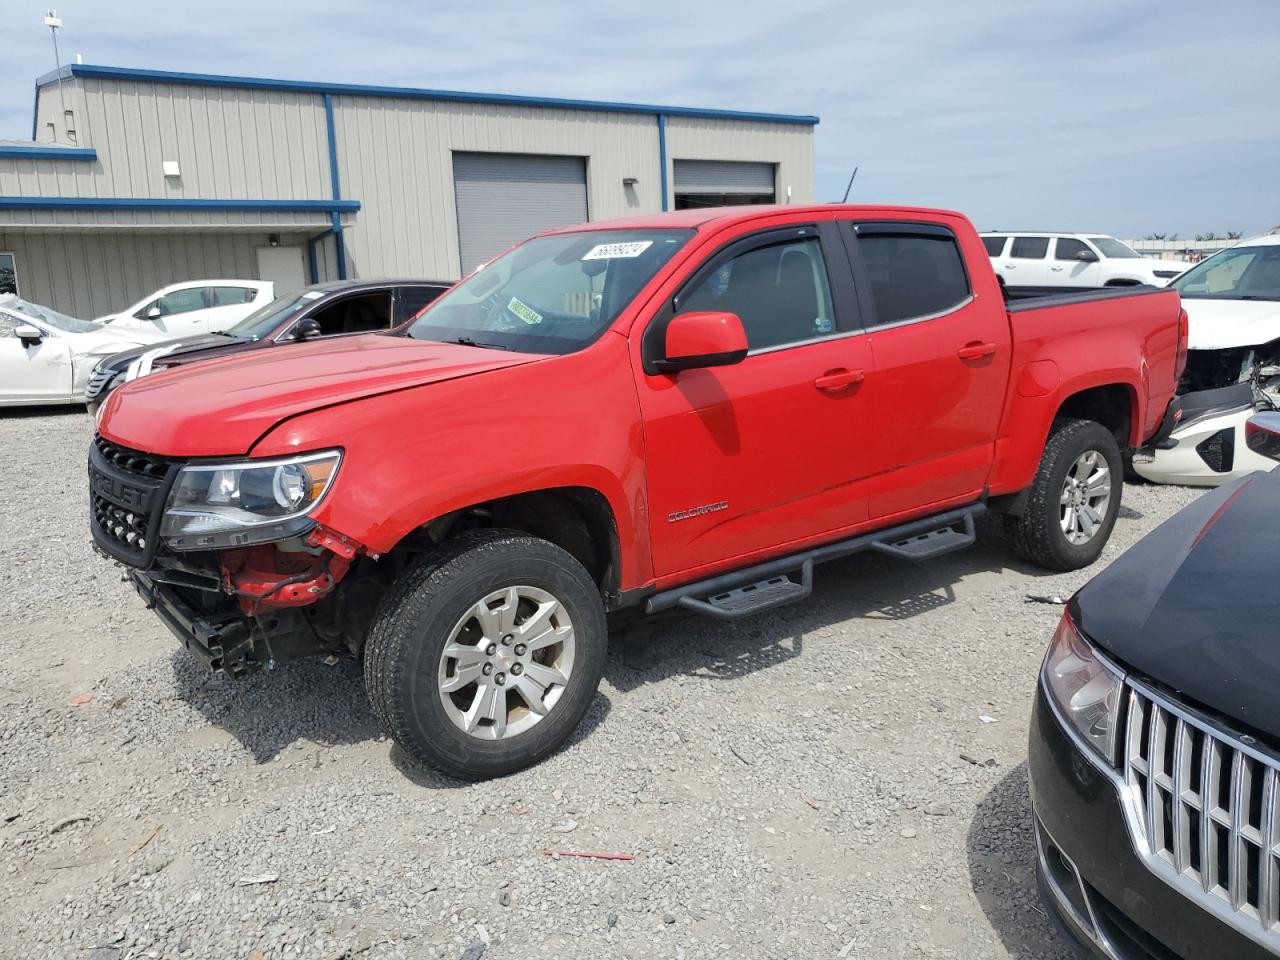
673,159,776,195
663,116,815,208
453,153,587,274
0,230,300,318
331,96,660,280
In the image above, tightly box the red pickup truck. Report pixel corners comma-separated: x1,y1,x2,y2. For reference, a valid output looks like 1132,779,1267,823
90,204,1185,778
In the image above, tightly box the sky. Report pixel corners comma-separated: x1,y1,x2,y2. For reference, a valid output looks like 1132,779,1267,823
3,0,1278,238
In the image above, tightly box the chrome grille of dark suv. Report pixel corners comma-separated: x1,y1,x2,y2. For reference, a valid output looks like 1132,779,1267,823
88,436,179,566
1124,682,1280,946
84,365,114,403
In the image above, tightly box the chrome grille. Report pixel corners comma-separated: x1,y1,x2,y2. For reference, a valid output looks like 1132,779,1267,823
85,366,113,402
1124,683,1280,940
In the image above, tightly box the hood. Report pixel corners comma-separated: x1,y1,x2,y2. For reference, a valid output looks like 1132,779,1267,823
96,333,242,373
98,333,542,456
1072,469,1280,741
1184,297,1280,350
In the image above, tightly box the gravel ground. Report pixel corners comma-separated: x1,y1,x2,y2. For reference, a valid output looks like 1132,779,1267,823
0,406,1208,960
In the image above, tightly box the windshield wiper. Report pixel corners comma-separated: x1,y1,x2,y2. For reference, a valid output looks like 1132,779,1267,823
447,336,513,351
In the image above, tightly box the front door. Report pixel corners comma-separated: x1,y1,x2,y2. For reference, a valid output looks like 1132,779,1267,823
839,219,1011,520
634,222,874,581
0,315,73,403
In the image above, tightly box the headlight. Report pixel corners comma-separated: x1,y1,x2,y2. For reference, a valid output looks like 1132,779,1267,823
159,450,341,550
1042,610,1124,764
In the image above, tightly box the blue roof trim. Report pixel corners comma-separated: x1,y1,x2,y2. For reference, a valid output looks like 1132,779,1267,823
36,63,820,126
0,197,360,212
0,146,98,161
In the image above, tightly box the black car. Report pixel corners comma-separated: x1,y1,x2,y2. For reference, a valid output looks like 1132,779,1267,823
1031,412,1280,960
86,278,450,412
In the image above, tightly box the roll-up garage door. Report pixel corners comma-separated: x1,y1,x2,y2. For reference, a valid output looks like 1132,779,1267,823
453,152,588,274
672,160,776,207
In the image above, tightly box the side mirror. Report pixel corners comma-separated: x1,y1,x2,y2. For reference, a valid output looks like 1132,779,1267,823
1075,249,1099,263
13,324,42,343
1245,413,1280,462
293,318,323,340
147,306,162,320
658,311,748,372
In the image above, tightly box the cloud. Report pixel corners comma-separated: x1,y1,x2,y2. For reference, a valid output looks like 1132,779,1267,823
3,0,1277,236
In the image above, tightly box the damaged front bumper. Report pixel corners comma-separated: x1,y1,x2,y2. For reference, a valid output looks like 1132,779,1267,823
128,569,337,677
1132,383,1276,486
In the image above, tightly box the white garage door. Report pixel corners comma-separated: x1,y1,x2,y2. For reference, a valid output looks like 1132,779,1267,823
673,160,776,197
453,153,589,274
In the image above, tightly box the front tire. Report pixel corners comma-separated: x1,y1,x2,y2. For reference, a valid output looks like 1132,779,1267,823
1004,418,1123,571
364,530,607,780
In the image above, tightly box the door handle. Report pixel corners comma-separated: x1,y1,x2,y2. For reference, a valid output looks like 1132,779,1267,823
1050,266,1064,272
957,341,997,361
814,368,865,391
1004,264,1016,269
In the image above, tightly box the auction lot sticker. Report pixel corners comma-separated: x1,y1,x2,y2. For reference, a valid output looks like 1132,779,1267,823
507,296,543,325
583,241,653,260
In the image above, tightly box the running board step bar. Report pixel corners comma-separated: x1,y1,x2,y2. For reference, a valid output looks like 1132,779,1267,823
677,561,813,620
646,504,984,621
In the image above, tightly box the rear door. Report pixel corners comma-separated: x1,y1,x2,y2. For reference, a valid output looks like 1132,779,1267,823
206,285,262,332
838,218,1011,520
634,220,874,579
1048,237,1102,289
999,236,1051,289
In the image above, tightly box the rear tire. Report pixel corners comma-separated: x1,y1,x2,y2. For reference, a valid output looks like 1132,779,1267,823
364,530,607,780
1004,418,1123,571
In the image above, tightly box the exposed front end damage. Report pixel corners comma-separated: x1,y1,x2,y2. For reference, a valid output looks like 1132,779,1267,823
1133,339,1280,486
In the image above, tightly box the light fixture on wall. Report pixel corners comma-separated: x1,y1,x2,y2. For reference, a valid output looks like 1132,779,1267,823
267,234,281,248
162,160,180,178
622,177,639,188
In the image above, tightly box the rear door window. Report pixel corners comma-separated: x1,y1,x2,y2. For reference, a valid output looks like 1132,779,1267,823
981,236,1008,257
394,285,448,325
847,223,971,326
211,286,257,306
1010,237,1050,259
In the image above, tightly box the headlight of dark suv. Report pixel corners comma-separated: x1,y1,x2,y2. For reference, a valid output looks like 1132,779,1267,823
1042,610,1124,764
159,450,341,550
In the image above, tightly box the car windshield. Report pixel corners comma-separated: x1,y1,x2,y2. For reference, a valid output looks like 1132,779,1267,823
226,290,323,339
408,229,694,354
1172,245,1280,301
1087,237,1141,259
0,295,98,333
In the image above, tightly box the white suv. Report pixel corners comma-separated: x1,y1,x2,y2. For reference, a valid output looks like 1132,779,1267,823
979,233,1191,293
97,280,274,337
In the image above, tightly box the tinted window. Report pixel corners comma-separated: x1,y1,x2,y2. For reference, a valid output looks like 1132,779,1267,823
395,285,448,325
1054,238,1092,261
1010,237,1049,259
0,253,17,296
139,287,206,318
679,236,835,351
309,291,393,337
982,236,1007,257
211,286,256,306
855,229,970,325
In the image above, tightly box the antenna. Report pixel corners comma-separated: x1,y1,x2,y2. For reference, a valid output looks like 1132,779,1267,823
43,10,68,135
841,167,859,204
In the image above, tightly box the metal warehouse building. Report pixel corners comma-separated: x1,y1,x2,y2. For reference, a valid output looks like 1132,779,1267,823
0,64,818,318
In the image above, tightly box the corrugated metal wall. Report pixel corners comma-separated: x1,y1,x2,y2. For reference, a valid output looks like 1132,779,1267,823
0,230,306,318
664,117,815,207
331,97,661,280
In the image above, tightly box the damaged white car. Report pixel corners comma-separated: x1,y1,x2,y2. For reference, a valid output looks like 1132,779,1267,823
0,295,165,408
1133,230,1280,485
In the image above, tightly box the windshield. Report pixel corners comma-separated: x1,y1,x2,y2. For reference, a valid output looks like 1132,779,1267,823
1087,237,1141,259
1172,245,1280,301
408,229,694,354
0,295,98,333
226,289,322,339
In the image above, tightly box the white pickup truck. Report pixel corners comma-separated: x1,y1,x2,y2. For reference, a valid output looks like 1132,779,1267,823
980,232,1191,294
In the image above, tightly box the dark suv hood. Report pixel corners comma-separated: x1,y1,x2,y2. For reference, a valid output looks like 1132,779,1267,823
97,333,249,373
1073,469,1280,741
